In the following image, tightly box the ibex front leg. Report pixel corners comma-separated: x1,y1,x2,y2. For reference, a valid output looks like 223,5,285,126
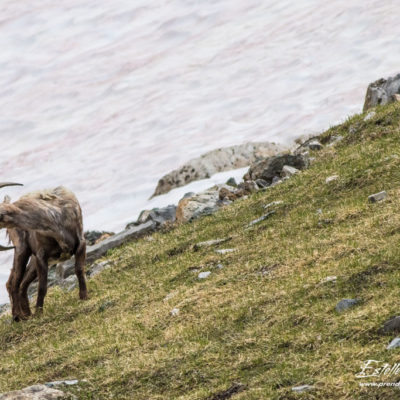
6,246,31,321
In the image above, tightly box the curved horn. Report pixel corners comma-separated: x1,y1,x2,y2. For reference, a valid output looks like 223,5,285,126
0,244,15,251
0,182,23,189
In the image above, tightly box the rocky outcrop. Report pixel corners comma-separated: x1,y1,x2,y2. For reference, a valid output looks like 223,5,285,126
151,142,287,197
175,185,234,223
363,74,400,112
125,205,176,229
243,154,308,183
0,385,73,400
84,230,114,246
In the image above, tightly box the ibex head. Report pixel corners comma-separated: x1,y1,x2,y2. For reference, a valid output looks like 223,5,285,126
0,182,23,251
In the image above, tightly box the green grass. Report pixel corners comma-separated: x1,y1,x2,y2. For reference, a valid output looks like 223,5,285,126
2,103,400,398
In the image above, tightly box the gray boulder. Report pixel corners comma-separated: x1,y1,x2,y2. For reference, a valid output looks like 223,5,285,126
151,142,286,197
126,204,176,229
368,191,387,203
244,154,308,183
335,299,359,313
175,185,231,223
84,230,114,246
363,74,400,112
0,384,74,399
382,316,400,333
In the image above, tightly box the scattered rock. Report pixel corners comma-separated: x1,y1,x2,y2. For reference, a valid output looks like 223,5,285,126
307,140,323,150
219,187,239,201
316,209,323,215
320,276,337,284
126,204,176,229
325,175,339,184
255,179,269,189
247,211,275,227
45,380,79,388
281,165,300,178
151,142,286,197
363,111,376,122
87,260,112,278
215,249,236,255
244,154,308,183
0,303,10,317
363,73,400,112
382,316,400,333
57,220,156,279
387,338,400,350
194,238,231,250
368,191,387,203
176,185,232,223
163,292,176,302
198,271,211,279
393,93,400,102
216,264,224,270
237,180,258,193
60,275,78,292
84,230,114,246
171,308,180,316
0,384,74,400
328,135,343,146
291,385,314,393
335,299,360,313
226,177,237,187
264,201,283,210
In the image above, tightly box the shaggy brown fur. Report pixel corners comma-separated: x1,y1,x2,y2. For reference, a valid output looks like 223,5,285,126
0,184,88,321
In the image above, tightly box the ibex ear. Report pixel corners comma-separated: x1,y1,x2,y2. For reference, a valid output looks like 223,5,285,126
3,195,11,204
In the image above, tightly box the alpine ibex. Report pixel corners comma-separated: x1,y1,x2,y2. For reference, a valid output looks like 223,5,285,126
0,183,88,321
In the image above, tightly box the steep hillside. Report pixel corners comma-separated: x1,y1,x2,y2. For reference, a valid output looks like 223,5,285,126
2,103,400,399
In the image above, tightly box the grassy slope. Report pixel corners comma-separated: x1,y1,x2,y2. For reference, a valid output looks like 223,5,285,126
2,104,400,399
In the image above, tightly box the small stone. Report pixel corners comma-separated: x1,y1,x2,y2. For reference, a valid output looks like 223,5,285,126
292,385,314,392
215,248,236,255
198,271,211,279
255,178,269,189
163,292,176,302
194,237,231,250
45,379,79,387
0,384,73,399
382,316,400,333
316,209,323,215
281,165,300,178
368,191,387,203
393,93,400,102
308,140,323,150
335,299,359,313
325,175,339,184
387,338,400,350
264,201,283,210
364,111,376,121
320,276,337,284
271,176,281,184
226,177,237,187
87,260,111,277
171,308,180,316
247,211,275,227
216,264,224,269
328,135,343,146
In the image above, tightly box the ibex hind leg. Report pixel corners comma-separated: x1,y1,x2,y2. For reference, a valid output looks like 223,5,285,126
75,239,88,300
